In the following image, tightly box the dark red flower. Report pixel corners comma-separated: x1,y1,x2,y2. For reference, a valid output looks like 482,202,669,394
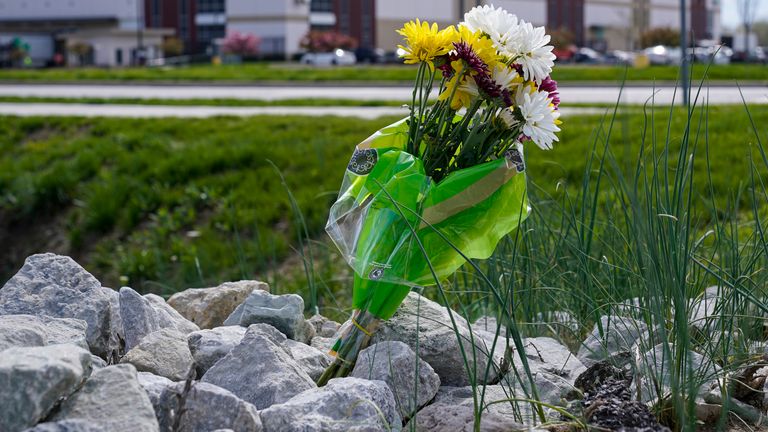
539,76,560,109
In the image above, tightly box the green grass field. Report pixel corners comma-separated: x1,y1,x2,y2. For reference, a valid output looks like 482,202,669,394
0,63,765,83
0,104,764,300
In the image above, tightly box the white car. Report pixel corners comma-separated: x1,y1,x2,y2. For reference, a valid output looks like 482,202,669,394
300,49,357,66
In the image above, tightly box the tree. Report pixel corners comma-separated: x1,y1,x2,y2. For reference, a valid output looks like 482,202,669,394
738,0,762,55
162,37,184,57
549,28,575,50
68,41,93,66
300,31,357,53
640,27,680,48
221,32,260,57
751,20,768,46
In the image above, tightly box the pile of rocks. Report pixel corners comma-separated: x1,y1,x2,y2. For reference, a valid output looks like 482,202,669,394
0,253,763,432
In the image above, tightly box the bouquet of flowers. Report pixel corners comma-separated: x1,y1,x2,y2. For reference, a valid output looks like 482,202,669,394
318,5,561,384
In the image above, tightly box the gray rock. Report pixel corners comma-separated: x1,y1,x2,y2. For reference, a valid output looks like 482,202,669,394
23,419,103,432
310,336,335,353
51,364,159,431
89,355,107,369
0,315,89,353
0,314,47,351
168,280,268,329
155,381,262,432
371,292,502,386
433,385,539,425
0,254,112,357
137,372,174,413
577,316,649,368
533,310,580,335
39,316,89,350
202,324,316,409
352,341,440,420
101,287,124,360
689,286,724,333
507,337,585,385
285,338,332,382
308,314,342,338
119,286,199,351
223,289,314,343
188,326,248,376
405,402,528,432
260,377,400,432
121,328,194,381
635,343,721,403
0,344,92,431
472,316,505,335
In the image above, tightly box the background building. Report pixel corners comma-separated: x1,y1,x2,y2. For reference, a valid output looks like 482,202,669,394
0,0,170,66
226,0,310,59
0,0,724,66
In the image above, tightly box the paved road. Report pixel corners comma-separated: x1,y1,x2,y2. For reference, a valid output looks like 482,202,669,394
0,103,604,119
0,84,766,105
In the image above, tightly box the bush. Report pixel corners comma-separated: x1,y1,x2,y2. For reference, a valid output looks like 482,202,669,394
640,27,680,48
300,31,357,53
221,32,260,56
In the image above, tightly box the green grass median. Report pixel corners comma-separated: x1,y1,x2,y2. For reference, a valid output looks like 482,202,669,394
1,104,765,306
0,63,764,83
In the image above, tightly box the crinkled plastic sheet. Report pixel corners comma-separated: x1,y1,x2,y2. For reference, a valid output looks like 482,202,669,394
325,117,529,320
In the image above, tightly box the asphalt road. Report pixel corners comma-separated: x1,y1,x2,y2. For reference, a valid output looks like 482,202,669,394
0,103,603,119
0,83,766,105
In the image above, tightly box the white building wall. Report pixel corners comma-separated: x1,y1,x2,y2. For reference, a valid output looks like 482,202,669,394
225,0,309,58
0,0,142,29
375,0,457,22
648,0,685,28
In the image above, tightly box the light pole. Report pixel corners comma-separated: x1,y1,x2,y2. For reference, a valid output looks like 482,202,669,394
680,0,689,107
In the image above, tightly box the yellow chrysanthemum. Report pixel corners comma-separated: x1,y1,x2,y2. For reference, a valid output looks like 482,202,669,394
438,60,476,110
397,20,457,70
455,25,500,69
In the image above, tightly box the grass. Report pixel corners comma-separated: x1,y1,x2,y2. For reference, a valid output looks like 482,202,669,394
1,98,767,430
1,106,765,299
0,63,765,83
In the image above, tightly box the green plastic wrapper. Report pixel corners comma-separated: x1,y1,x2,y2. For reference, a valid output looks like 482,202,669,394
326,117,530,320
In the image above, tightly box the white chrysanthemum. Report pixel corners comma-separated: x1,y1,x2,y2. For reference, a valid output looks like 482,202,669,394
499,107,520,129
490,64,521,91
516,88,560,150
507,21,556,83
462,5,519,44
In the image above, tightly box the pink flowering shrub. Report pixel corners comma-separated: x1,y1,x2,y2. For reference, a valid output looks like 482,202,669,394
300,31,357,53
222,32,261,56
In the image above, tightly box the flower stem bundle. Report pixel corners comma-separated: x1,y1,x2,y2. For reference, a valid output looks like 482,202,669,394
319,5,562,384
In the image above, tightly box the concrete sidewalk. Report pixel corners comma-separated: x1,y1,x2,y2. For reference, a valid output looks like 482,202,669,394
0,84,765,105
0,103,605,119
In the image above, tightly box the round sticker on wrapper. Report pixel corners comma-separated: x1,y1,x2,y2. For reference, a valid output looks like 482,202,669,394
504,148,525,172
347,149,378,175
369,267,384,280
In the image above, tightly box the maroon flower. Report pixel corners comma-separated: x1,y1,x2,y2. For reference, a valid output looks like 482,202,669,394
452,41,489,75
539,76,560,109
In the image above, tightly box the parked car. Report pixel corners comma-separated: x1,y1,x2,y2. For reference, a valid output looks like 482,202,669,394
354,47,385,64
574,47,604,64
604,50,635,65
300,49,356,66
643,45,674,65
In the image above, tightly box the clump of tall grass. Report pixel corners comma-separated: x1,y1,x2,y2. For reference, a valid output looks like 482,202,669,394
426,81,768,430
287,79,768,431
